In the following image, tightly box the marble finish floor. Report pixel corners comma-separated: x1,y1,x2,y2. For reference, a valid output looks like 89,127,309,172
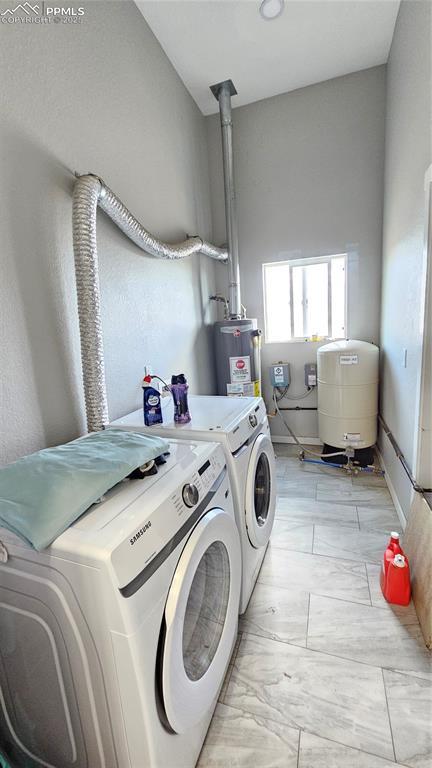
198,445,431,768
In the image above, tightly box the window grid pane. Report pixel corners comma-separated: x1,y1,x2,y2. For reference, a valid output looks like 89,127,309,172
263,255,346,342
292,266,304,338
304,262,328,337
330,256,346,338
264,264,291,342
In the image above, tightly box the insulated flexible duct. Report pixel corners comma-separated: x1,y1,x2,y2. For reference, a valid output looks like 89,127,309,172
72,173,228,433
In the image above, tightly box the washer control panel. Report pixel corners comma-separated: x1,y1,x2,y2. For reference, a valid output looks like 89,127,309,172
111,444,226,589
170,447,224,517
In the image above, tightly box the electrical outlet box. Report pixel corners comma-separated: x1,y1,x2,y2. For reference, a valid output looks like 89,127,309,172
304,362,317,387
270,363,290,388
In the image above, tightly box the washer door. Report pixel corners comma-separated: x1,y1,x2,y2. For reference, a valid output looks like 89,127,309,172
245,433,276,548
161,508,241,734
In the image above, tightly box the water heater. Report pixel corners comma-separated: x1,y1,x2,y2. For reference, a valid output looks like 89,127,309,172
214,319,262,397
317,340,379,452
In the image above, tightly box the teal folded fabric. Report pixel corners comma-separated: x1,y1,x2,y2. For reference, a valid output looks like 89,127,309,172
0,429,169,551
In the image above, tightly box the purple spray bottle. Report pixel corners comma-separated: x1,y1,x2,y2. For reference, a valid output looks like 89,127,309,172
170,374,191,424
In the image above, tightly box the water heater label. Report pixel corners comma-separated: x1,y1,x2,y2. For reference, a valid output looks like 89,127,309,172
344,432,361,442
230,356,251,384
340,354,358,365
220,325,253,334
227,382,254,396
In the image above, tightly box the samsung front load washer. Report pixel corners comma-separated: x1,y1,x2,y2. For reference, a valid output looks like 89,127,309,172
0,439,240,768
111,395,276,613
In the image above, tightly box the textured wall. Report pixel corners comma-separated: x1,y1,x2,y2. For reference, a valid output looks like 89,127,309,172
207,67,386,439
379,0,432,519
0,1,217,464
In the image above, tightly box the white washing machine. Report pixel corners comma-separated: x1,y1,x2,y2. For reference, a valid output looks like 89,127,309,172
111,396,276,613
0,439,240,768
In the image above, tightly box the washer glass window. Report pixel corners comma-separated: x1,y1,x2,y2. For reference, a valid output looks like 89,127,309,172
254,453,271,527
182,541,230,681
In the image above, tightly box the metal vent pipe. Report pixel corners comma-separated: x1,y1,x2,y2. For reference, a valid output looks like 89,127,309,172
73,173,228,432
210,79,241,319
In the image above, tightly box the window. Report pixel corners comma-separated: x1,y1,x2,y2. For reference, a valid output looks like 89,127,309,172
263,254,347,343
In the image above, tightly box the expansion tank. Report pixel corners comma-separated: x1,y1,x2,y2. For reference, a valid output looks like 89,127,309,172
317,339,379,451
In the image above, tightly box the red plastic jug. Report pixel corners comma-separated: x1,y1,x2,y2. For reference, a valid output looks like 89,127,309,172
380,532,403,594
383,553,411,606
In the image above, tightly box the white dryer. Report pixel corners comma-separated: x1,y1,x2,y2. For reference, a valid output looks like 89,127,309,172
111,396,276,613
0,440,240,768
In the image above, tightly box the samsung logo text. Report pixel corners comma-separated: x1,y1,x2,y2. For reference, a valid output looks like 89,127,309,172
130,521,152,546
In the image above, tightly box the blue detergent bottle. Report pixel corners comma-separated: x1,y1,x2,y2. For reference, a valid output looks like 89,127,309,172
142,376,163,426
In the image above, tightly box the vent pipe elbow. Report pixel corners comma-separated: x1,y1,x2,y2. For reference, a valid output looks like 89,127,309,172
72,173,228,433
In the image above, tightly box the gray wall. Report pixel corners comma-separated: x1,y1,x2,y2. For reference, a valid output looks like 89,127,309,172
207,67,386,440
379,0,432,519
0,1,217,465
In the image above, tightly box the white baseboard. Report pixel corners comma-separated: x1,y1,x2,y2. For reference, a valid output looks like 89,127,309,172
376,447,407,531
271,435,322,446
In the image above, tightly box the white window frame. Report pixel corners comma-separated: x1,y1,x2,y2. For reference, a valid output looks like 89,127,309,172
262,253,347,344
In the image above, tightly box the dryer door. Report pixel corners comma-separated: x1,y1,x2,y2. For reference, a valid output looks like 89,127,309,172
245,432,276,548
0,563,116,768
161,508,241,734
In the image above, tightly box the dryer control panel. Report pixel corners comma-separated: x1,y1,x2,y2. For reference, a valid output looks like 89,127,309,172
227,397,267,453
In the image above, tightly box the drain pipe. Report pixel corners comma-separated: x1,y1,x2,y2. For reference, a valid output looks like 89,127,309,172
378,414,431,494
73,173,228,432
210,79,241,319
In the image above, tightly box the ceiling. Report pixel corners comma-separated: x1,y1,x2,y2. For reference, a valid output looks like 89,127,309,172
136,0,400,115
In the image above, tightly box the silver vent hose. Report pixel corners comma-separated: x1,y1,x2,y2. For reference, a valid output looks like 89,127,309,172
72,173,228,433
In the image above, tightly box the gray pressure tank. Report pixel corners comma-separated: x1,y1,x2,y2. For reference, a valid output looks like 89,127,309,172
214,319,262,397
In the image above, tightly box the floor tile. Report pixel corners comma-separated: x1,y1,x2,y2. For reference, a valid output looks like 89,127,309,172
275,497,359,528
317,484,395,508
206,445,428,764
313,525,388,564
239,581,309,646
286,460,351,478
352,471,388,487
277,477,317,499
273,444,301,458
225,634,394,760
275,458,289,479
307,594,431,679
258,547,371,605
357,506,402,533
198,703,299,768
366,563,419,618
298,731,400,767
270,519,314,553
309,474,353,491
384,670,432,767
